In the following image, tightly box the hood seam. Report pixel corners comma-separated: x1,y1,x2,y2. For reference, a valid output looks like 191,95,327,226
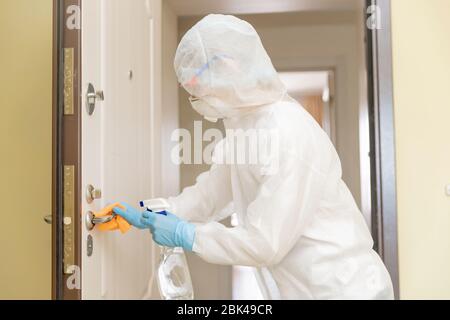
193,27,211,98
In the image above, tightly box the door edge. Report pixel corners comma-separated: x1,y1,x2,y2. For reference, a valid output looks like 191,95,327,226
53,0,83,300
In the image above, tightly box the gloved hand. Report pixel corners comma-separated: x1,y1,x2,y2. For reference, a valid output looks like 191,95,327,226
141,211,196,252
112,203,148,229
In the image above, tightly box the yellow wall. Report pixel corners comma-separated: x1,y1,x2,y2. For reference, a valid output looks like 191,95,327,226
0,0,53,299
392,0,450,299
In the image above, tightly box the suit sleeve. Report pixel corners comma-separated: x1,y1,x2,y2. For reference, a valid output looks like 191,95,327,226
167,163,233,223
192,151,327,267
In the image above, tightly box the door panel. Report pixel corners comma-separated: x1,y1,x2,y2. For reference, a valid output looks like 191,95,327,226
82,0,159,299
0,0,53,300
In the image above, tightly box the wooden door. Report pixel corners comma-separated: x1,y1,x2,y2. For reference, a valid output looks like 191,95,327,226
81,0,161,299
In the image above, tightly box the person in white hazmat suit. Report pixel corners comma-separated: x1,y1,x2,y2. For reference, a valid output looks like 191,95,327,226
114,14,394,300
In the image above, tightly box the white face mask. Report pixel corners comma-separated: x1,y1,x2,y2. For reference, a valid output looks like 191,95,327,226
189,96,220,123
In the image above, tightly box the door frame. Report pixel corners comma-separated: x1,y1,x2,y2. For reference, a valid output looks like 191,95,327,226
365,0,399,298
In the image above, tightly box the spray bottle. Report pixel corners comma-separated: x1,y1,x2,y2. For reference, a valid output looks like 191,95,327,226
140,198,194,300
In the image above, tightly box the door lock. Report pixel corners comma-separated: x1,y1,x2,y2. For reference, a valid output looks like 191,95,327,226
86,184,102,204
87,235,94,257
86,83,104,116
63,166,75,274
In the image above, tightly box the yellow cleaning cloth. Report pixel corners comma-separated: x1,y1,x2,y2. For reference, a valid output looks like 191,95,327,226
95,203,131,234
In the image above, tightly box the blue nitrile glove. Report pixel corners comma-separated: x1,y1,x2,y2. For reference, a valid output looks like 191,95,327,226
112,202,148,229
141,211,196,251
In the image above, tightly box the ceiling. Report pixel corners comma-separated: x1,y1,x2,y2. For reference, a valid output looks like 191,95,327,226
166,0,362,17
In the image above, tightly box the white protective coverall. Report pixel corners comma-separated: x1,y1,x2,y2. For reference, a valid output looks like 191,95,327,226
168,14,394,300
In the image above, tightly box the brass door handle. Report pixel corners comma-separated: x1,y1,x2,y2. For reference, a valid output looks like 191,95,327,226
85,211,114,231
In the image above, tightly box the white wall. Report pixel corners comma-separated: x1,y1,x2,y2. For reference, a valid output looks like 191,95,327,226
355,9,371,226
161,1,180,198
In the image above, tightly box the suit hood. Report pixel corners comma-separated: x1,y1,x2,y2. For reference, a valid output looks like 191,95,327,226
174,14,286,119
